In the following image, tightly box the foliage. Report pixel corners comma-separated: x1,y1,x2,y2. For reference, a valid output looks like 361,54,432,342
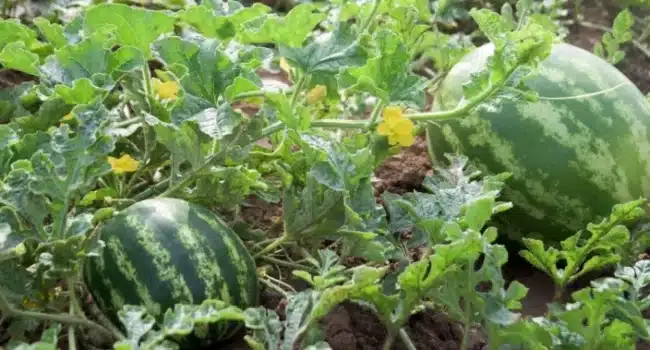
0,0,649,350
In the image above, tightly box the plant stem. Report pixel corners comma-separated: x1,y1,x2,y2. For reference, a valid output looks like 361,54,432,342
365,101,385,130
112,117,140,129
260,256,316,273
460,260,474,350
311,119,368,128
126,64,156,194
254,232,290,258
132,178,169,201
0,291,122,341
553,283,565,303
232,89,292,101
290,75,309,108
398,328,417,350
266,274,297,293
259,277,290,298
260,77,507,137
407,80,502,121
357,0,382,35
68,285,78,350
382,327,398,350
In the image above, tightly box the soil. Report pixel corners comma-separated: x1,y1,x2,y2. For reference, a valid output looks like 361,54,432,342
373,135,433,196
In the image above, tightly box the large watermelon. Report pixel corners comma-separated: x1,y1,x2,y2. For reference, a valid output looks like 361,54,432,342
84,197,259,342
426,42,650,243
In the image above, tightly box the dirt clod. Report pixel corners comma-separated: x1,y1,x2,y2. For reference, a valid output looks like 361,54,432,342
373,136,433,196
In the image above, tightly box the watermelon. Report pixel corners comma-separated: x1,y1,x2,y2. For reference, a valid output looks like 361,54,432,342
426,42,650,243
84,197,259,342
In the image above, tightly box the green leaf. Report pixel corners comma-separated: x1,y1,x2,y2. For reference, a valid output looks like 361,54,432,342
282,290,320,350
0,168,51,233
79,187,118,206
283,174,346,241
339,29,427,107
266,93,310,131
53,78,103,105
444,9,555,113
0,82,34,124
0,19,37,50
29,102,115,206
84,3,175,58
176,102,243,138
33,17,67,49
224,41,274,71
463,195,495,231
469,7,515,45
293,250,349,290
614,259,650,301
0,124,19,176
244,308,283,350
147,117,212,172
311,266,396,325
381,155,510,247
595,9,634,65
0,258,37,306
0,42,40,76
0,221,23,255
224,76,262,102
12,98,72,135
238,3,326,47
192,166,269,209
180,2,270,40
40,31,143,92
153,36,255,106
279,22,367,75
520,199,645,289
5,324,62,350
118,305,156,347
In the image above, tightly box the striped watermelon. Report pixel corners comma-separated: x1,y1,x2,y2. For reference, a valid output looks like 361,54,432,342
84,197,259,342
426,42,650,243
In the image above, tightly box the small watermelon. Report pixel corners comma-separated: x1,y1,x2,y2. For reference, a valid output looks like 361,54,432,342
84,197,259,342
426,42,650,243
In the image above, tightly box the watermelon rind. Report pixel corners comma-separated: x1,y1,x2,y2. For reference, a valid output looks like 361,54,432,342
84,197,259,342
426,42,650,243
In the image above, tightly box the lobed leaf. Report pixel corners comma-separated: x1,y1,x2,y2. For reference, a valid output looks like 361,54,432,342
84,3,175,58
339,29,427,107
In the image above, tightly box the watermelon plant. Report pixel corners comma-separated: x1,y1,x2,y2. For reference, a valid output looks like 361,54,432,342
0,0,649,349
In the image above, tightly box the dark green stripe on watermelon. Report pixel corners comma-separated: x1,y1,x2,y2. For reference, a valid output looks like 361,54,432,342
84,198,259,343
426,42,650,243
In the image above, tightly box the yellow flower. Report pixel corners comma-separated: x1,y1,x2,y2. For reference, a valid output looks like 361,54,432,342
108,154,140,174
22,297,41,310
376,106,415,147
153,78,180,100
307,85,327,104
279,57,291,73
